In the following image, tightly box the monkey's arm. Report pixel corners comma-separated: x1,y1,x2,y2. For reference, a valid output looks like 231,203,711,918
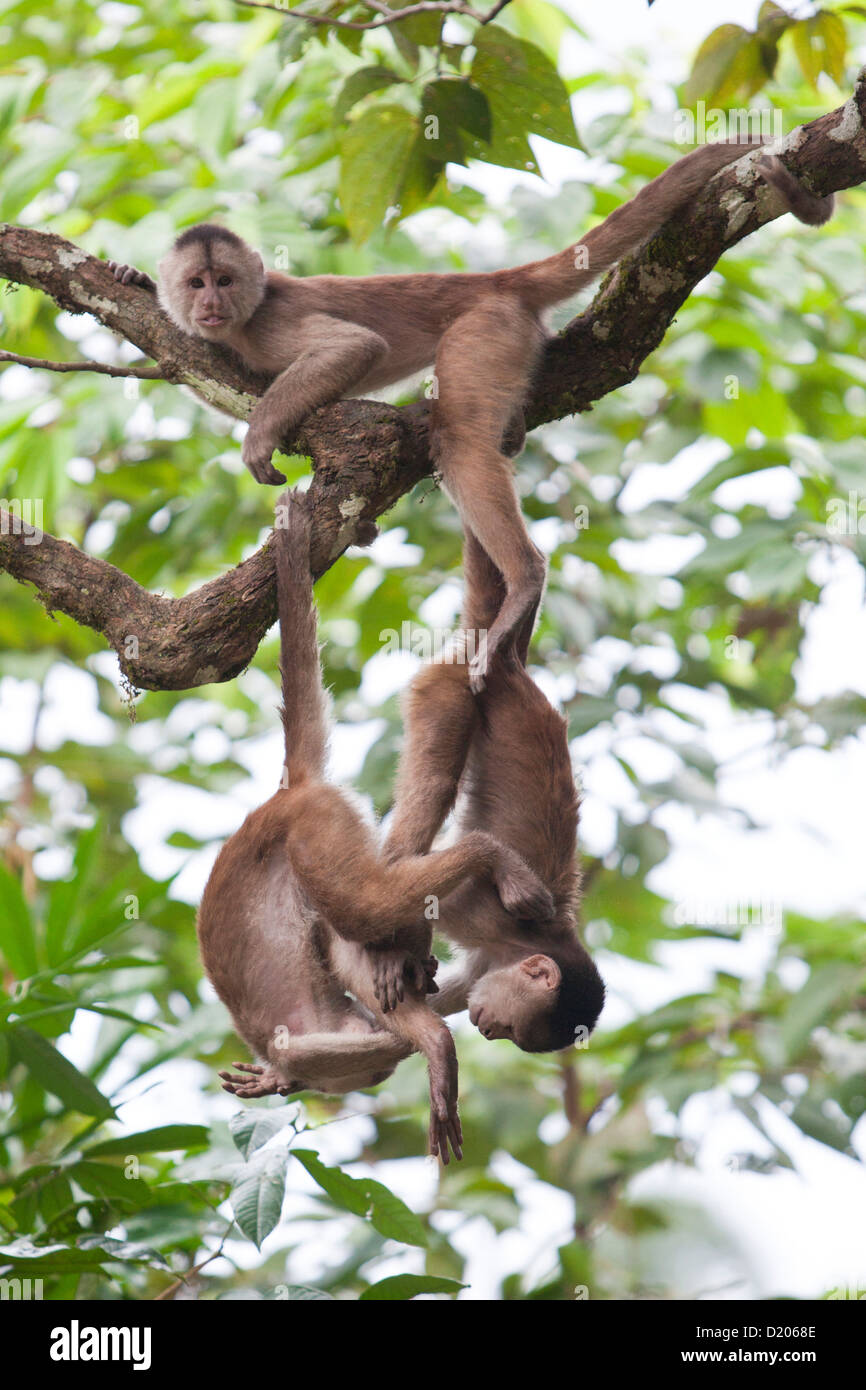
289,806,554,948
366,996,463,1163
242,313,389,484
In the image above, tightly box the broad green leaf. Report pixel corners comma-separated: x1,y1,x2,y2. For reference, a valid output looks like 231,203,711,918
229,1107,296,1160
420,79,491,165
271,1284,335,1300
469,26,580,174
292,1148,427,1246
45,820,101,965
780,964,859,1059
684,25,770,105
338,105,417,243
69,1160,151,1205
84,1125,210,1157
231,1148,289,1248
0,862,37,979
334,66,403,125
9,1026,114,1119
791,13,847,88
360,1274,464,1300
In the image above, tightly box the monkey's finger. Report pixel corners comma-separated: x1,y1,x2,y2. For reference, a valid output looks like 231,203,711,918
448,1114,463,1161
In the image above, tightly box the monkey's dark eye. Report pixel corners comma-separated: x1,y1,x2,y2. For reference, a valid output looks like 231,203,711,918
217,275,232,287
190,277,204,288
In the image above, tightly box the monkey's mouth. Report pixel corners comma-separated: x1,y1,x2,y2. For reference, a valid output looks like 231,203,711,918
198,315,226,327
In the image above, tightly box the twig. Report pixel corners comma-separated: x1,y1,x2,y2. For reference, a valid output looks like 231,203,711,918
233,0,510,33
0,349,163,380
154,1231,232,1300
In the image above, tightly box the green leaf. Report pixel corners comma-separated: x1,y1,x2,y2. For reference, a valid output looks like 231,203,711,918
231,1148,289,1248
9,1026,114,1119
334,66,403,125
0,1240,114,1272
360,1273,464,1300
0,862,37,979
469,26,580,174
684,25,770,105
229,1107,296,1160
84,1125,210,1157
270,1284,335,1300
69,1160,151,1205
338,105,417,243
292,1148,427,1246
45,821,101,965
791,13,847,88
780,964,858,1059
420,79,491,164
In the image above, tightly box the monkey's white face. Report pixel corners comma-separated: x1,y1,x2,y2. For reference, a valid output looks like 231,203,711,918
467,954,561,1051
157,242,266,340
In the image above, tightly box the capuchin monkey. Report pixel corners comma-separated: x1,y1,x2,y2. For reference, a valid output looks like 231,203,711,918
109,146,832,691
372,530,606,1053
197,491,555,1162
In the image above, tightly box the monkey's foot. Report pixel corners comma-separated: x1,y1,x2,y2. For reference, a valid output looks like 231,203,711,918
219,1062,292,1099
108,261,156,291
369,947,439,1013
496,858,555,922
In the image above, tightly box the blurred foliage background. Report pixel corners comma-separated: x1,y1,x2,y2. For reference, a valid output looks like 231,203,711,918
0,0,865,1300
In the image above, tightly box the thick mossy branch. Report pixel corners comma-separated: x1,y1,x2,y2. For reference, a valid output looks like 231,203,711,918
1,79,865,690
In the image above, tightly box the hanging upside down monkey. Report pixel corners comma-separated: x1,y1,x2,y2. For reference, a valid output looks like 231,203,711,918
198,490,557,1162
369,528,605,1050
109,145,833,692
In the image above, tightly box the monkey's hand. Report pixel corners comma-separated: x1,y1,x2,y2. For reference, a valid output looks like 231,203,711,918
108,261,156,292
218,1062,294,1098
428,1038,462,1165
242,416,290,486
369,946,439,1014
493,848,555,922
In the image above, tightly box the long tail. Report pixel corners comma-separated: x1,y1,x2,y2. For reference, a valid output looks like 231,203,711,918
273,490,328,785
513,137,766,312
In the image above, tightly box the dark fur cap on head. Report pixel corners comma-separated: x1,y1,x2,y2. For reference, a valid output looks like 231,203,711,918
173,223,246,254
524,944,606,1053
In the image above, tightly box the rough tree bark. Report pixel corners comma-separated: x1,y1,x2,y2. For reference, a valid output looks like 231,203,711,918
1,75,865,690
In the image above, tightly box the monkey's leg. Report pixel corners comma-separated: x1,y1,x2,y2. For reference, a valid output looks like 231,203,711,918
432,297,547,692
461,528,539,667
243,314,389,483
385,526,534,863
383,658,479,863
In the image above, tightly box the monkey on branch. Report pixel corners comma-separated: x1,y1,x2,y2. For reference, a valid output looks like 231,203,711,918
108,146,833,691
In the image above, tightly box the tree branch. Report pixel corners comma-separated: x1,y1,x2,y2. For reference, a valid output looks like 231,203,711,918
1,77,865,690
0,349,164,379
232,0,510,33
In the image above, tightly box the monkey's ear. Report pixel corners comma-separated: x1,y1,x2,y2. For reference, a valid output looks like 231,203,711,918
520,954,560,989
